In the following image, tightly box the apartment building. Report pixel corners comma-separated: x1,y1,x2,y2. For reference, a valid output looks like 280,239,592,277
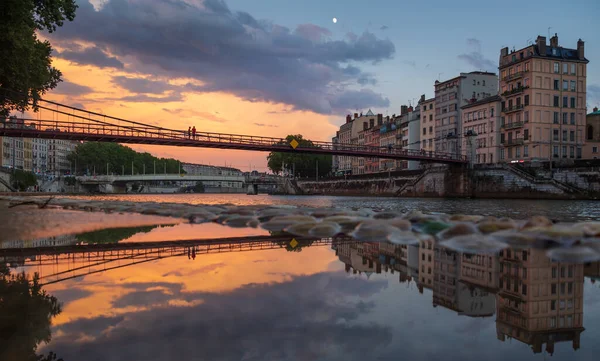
1,137,24,170
379,116,398,171
421,98,436,152
496,248,584,354
461,95,502,164
47,137,77,175
498,34,588,163
32,138,49,174
335,110,382,175
417,238,435,293
583,107,599,159
23,138,32,171
406,103,422,170
435,72,499,156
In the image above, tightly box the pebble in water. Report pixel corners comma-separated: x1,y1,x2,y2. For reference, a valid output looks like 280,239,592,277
350,221,403,243
224,215,260,228
437,223,480,241
440,234,509,254
309,222,342,238
573,222,600,237
412,220,452,235
284,222,319,237
387,231,420,245
260,215,317,232
477,221,517,234
521,215,553,229
522,226,584,245
487,229,537,249
546,246,600,263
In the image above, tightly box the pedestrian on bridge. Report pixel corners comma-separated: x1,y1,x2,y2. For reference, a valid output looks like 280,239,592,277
192,126,196,140
188,127,191,139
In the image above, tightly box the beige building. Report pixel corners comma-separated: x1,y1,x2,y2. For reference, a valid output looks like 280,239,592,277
496,248,584,354
461,95,502,164
583,107,600,159
379,116,398,171
420,98,436,152
498,34,588,163
23,138,32,171
336,110,382,175
47,138,77,175
417,238,435,293
435,72,499,156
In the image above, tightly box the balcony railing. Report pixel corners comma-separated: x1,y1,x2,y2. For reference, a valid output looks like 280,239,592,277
502,104,524,114
501,86,529,97
502,122,524,130
502,70,528,81
501,138,525,146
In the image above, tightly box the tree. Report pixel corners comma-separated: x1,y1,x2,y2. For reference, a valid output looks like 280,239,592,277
67,142,185,175
193,181,205,193
0,265,63,361
0,0,78,118
267,135,332,178
10,169,38,191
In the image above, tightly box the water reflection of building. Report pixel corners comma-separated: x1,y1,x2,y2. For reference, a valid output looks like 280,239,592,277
433,246,460,311
0,234,78,249
332,240,589,354
496,248,584,355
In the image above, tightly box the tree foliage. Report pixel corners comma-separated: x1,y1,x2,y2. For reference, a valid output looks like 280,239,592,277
193,181,205,193
0,265,63,361
11,169,38,191
75,225,172,244
67,142,185,175
266,135,332,178
0,0,78,117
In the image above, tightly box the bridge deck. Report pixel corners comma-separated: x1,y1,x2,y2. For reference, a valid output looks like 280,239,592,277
0,97,468,164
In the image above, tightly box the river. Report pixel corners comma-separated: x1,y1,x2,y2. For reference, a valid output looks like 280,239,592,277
1,194,599,361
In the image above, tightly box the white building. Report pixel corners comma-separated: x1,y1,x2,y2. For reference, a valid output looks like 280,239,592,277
182,163,243,189
47,136,77,175
407,104,422,170
1,137,24,170
434,72,499,156
32,138,48,174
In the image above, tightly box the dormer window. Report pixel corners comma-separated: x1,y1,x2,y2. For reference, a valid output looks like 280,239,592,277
552,48,557,56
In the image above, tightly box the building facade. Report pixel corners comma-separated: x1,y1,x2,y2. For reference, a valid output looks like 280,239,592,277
498,34,588,163
32,138,48,174
379,117,398,171
435,72,499,156
47,138,77,175
461,95,502,164
421,98,436,153
583,107,599,159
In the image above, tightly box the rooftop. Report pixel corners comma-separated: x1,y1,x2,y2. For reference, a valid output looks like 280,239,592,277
461,95,502,109
588,107,600,116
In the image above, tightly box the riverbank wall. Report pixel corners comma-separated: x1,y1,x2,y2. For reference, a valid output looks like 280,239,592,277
298,165,600,199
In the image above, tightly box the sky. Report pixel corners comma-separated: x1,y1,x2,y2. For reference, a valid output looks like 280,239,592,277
41,0,600,172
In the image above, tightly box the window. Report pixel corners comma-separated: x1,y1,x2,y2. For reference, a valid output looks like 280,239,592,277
553,96,559,107
563,80,568,90
551,283,557,294
571,97,576,108
571,113,576,125
563,63,568,73
554,63,559,73
524,129,529,140
524,95,529,106
570,130,575,141
553,145,559,157
524,145,529,157
516,147,521,158
563,96,568,107
562,130,568,141
562,145,567,158
524,111,529,122
551,300,556,310
594,146,598,153
423,127,426,135
552,267,557,278
570,80,576,91
571,63,576,75
588,125,595,140
553,112,559,124
522,284,527,295
553,129,559,141
577,147,582,158
483,80,486,86
553,79,559,90
570,146,575,158
500,148,505,160
563,112,568,124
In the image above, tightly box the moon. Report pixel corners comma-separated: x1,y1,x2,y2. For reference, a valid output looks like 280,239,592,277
332,17,337,23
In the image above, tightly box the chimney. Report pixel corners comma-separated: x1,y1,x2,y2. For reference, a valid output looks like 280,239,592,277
401,105,408,115
346,114,351,123
385,115,390,122
354,113,358,119
419,94,425,103
550,33,558,48
536,36,547,56
594,107,598,112
377,114,383,125
407,106,413,113
577,39,585,60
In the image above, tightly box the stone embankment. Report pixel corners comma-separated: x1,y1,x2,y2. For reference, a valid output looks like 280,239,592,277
299,165,600,199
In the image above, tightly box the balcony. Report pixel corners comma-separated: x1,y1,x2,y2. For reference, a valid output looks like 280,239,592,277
502,122,524,130
502,70,528,81
501,138,525,146
501,86,529,97
502,104,524,114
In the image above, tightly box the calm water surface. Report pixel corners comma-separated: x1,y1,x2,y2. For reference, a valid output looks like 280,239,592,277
1,194,600,361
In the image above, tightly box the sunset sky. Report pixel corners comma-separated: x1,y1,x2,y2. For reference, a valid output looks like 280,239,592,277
41,0,600,172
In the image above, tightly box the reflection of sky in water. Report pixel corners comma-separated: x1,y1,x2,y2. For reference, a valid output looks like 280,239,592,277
21,230,599,361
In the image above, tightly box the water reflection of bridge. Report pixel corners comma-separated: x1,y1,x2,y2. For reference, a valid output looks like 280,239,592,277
0,235,333,286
